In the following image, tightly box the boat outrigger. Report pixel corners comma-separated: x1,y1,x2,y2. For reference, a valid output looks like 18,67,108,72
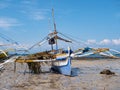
1,9,120,76
13,9,120,76
0,35,18,60
14,8,73,76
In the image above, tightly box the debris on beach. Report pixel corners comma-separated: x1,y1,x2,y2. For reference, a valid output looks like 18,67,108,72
100,69,115,75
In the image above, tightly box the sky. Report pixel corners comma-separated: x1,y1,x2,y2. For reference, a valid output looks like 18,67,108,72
0,0,120,51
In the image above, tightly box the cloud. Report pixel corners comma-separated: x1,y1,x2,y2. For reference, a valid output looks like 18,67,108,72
0,17,20,29
22,9,50,21
19,0,49,21
112,39,120,45
86,39,120,46
99,39,120,45
86,39,97,44
30,11,45,20
20,1,50,21
99,39,111,45
20,8,49,21
29,8,50,21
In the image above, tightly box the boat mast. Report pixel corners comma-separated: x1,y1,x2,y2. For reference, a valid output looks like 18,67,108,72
52,8,58,50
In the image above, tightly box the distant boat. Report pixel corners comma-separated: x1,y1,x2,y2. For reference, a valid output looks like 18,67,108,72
0,48,16,60
0,33,18,60
0,50,8,60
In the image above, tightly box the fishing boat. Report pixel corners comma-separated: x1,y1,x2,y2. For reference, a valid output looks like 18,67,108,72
1,8,120,75
51,47,72,75
15,47,72,76
14,9,120,76
14,8,73,76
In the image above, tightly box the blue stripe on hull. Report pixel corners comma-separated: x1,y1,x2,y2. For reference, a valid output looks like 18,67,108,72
51,57,71,76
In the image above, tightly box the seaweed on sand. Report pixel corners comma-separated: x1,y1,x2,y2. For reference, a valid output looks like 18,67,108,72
100,69,115,75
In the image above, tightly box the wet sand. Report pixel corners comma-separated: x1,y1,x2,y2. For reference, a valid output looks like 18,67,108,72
0,59,120,90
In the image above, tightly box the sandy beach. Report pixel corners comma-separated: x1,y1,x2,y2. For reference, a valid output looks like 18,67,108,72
0,58,120,90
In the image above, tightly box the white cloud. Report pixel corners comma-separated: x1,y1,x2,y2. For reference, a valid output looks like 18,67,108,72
20,6,49,21
19,0,50,21
29,9,50,21
99,39,111,45
112,39,120,45
30,11,45,20
0,17,20,29
87,39,97,44
85,39,120,46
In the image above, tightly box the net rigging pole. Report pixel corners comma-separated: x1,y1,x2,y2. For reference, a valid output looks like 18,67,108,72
52,8,58,50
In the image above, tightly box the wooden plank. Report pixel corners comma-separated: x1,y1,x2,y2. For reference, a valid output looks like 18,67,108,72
15,59,56,63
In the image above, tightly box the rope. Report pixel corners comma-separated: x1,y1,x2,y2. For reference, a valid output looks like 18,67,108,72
110,49,120,54
58,31,87,46
0,56,18,69
0,33,18,45
72,52,94,57
28,36,48,51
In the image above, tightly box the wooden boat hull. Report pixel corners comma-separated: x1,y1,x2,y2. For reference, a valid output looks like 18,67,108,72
51,57,71,76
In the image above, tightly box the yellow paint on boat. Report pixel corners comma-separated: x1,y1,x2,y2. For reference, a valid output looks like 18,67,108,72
56,53,67,57
15,59,55,63
93,48,109,54
15,59,35,63
0,52,8,59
